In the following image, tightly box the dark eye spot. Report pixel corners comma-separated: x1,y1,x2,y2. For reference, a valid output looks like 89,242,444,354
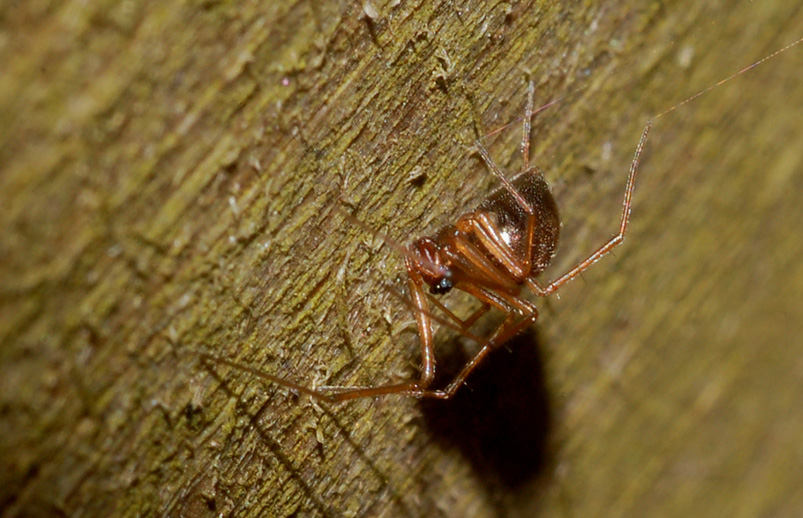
430,277,454,295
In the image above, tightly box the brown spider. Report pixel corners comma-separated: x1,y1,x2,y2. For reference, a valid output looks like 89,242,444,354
203,37,801,403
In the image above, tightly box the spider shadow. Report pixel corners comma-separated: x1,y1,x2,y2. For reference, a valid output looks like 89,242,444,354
420,328,553,489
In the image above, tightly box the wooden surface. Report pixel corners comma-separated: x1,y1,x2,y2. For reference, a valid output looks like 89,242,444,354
1,1,801,517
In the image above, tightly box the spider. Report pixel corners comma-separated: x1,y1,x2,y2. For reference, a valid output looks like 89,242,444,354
202,37,801,403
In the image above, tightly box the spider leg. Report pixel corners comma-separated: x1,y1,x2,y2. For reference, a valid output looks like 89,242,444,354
471,80,541,278
409,303,540,400
527,121,651,296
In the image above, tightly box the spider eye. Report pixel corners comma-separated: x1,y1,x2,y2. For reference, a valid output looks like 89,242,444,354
429,277,454,295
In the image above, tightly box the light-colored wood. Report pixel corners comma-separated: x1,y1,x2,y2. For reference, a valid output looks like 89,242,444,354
1,1,800,516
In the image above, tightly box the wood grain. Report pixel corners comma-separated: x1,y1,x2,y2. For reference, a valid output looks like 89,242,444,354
0,1,801,516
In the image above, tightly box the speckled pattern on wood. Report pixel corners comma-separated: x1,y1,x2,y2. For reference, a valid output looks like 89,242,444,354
0,1,801,517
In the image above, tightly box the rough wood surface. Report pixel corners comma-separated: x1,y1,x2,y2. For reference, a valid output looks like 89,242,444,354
1,1,801,517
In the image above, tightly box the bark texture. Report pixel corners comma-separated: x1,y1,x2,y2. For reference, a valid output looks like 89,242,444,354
1,1,802,517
